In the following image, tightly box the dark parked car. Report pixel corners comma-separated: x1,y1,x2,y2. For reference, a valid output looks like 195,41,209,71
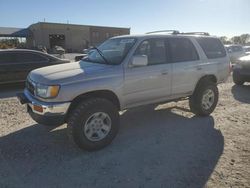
0,49,70,84
233,54,250,85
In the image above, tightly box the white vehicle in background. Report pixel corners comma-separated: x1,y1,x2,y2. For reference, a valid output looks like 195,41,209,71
225,44,246,63
243,46,250,55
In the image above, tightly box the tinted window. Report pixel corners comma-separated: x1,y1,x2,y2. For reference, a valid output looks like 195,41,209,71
197,38,226,59
135,39,167,65
0,52,47,64
14,53,47,63
168,38,199,63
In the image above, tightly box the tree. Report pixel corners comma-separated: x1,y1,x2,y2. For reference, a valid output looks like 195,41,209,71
231,36,242,44
219,36,231,44
240,34,250,45
0,38,20,49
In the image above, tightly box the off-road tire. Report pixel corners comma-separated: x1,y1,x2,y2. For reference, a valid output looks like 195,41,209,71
189,81,219,116
67,98,119,151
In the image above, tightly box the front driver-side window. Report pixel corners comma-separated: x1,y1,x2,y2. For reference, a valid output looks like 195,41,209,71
134,39,167,65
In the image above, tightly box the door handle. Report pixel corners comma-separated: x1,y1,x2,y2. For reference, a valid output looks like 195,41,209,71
196,67,202,71
161,71,168,75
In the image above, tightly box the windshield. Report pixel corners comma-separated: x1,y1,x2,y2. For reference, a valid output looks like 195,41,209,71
226,46,244,53
84,38,136,65
244,47,250,52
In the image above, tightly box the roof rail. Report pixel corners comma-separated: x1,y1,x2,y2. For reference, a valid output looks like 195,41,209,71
146,30,180,35
181,32,210,36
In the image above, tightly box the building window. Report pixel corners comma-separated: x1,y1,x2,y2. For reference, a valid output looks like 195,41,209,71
106,33,110,39
92,32,99,39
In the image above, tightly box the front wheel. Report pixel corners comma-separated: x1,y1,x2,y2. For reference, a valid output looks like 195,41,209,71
67,98,119,151
189,81,219,116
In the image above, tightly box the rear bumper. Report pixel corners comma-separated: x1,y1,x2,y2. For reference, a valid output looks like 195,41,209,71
17,90,71,126
233,68,250,81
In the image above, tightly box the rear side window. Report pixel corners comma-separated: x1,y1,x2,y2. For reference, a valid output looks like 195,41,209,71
14,53,47,63
196,38,226,59
168,38,199,63
0,52,48,64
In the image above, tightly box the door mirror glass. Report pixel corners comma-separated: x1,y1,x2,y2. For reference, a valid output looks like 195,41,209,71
131,55,148,67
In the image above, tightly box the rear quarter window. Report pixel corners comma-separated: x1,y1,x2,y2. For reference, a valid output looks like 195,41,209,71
15,53,47,63
196,38,226,59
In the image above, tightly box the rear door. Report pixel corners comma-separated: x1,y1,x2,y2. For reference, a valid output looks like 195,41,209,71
123,38,172,107
168,37,200,97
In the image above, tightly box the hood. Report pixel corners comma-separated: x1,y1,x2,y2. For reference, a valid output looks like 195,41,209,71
29,61,114,85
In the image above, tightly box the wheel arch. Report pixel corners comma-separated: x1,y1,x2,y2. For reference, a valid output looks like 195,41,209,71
193,75,218,94
66,90,121,120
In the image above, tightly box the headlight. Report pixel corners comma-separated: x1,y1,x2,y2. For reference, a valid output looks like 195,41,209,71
36,84,60,98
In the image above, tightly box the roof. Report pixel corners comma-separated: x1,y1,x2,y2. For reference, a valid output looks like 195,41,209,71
113,33,215,40
0,49,57,58
0,27,30,37
30,22,130,30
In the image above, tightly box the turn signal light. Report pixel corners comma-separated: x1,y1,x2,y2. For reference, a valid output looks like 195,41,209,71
33,105,43,113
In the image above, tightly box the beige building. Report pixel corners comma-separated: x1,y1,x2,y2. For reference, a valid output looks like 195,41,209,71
26,22,130,52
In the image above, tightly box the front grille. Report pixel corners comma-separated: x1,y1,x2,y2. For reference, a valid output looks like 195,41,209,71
26,78,35,96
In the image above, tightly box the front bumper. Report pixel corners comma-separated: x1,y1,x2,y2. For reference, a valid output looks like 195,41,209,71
17,90,71,126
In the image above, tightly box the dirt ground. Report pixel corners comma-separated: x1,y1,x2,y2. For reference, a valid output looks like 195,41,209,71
0,79,249,188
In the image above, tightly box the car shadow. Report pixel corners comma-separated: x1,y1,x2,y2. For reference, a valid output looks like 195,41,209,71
0,105,224,188
231,84,250,104
0,83,25,99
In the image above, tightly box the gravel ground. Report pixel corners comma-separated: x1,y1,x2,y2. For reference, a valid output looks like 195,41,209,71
0,79,249,188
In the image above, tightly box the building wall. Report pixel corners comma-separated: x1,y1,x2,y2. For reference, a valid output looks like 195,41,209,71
27,23,90,52
26,22,130,52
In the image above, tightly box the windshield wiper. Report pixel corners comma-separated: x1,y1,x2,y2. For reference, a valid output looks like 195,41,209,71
91,46,109,64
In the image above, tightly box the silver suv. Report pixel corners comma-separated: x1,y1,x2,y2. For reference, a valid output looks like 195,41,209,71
18,31,230,151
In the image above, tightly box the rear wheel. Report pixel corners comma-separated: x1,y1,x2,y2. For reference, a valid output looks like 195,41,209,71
67,98,119,151
189,81,219,116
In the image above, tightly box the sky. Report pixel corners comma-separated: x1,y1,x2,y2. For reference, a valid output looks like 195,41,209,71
0,0,249,37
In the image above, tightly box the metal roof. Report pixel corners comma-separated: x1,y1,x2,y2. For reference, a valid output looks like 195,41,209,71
0,27,30,37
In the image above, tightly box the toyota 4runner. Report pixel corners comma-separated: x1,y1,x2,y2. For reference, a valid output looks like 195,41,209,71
17,31,230,151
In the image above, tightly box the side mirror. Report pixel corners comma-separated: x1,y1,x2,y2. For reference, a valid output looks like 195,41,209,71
131,55,148,67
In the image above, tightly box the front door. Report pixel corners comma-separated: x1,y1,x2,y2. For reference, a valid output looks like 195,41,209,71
123,38,172,108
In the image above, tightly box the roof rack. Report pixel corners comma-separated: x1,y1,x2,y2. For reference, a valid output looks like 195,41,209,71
146,30,180,35
181,32,210,36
